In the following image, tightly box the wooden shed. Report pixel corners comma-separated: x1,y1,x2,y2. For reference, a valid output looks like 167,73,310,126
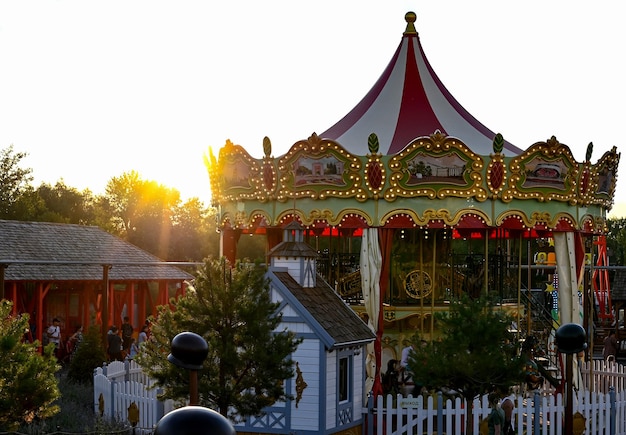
236,222,375,435
0,220,194,345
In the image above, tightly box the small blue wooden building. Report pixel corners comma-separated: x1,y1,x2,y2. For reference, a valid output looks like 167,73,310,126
236,221,375,435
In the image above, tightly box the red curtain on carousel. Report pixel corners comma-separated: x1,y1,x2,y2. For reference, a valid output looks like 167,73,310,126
373,227,394,397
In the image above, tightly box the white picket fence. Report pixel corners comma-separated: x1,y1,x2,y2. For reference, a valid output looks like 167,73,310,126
93,360,174,433
95,359,626,434
365,388,626,435
364,360,626,435
582,359,626,393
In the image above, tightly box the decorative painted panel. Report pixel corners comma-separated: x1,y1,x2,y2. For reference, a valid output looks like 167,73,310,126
502,136,578,204
384,131,487,201
277,134,367,202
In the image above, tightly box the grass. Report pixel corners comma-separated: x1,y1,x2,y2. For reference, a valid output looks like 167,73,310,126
11,369,129,435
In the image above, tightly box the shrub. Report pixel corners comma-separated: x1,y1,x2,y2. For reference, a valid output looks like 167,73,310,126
67,324,108,384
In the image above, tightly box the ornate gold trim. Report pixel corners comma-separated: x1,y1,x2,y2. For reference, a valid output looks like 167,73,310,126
384,132,487,202
276,134,367,202
403,269,432,299
295,362,308,408
502,136,578,204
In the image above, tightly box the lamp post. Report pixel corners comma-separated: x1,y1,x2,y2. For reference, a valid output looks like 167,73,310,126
154,331,236,435
167,331,209,405
154,406,235,435
555,323,587,435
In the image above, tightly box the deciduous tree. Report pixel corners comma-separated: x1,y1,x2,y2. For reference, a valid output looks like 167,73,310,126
104,170,180,258
606,217,626,267
169,197,218,261
35,181,97,224
0,145,34,219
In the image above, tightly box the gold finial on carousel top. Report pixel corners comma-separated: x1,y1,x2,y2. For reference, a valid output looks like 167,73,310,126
404,11,417,35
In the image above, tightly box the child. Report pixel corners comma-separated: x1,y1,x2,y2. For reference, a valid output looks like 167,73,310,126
127,338,139,360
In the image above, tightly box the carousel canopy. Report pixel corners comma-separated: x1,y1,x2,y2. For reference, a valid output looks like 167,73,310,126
208,12,619,239
321,12,522,157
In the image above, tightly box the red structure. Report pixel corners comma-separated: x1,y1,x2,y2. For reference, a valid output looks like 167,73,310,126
0,220,194,346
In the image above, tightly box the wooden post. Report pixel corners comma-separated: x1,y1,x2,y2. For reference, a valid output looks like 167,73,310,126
0,264,5,300
565,353,573,435
102,265,110,345
189,370,199,406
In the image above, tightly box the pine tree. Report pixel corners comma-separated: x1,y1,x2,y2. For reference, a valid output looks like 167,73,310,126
0,301,60,430
408,295,524,434
136,258,302,421
67,324,108,384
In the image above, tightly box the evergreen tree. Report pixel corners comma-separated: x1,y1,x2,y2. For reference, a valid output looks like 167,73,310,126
136,258,301,421
0,301,60,430
67,325,108,384
407,295,524,434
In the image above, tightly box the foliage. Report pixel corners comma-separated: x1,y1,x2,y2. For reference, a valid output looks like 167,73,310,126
407,295,523,434
35,181,98,224
103,170,219,261
0,145,34,219
606,217,626,267
15,374,129,434
67,325,108,384
0,301,60,431
236,234,266,263
169,197,220,261
105,170,180,257
0,146,225,262
136,258,302,420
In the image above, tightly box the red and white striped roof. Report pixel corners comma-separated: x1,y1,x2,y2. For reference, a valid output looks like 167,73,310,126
321,12,522,156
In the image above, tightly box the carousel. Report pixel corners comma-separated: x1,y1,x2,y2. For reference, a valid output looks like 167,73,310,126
207,12,620,391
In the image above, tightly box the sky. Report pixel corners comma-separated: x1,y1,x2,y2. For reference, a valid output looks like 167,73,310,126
1,1,625,217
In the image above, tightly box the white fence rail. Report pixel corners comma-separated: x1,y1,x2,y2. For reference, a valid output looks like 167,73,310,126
95,359,626,434
582,359,626,393
365,389,626,435
93,360,174,433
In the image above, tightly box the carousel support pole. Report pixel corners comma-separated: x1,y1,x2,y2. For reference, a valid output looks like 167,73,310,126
585,238,595,391
517,233,523,341
430,229,436,336
419,229,424,332
527,237,532,336
483,230,489,296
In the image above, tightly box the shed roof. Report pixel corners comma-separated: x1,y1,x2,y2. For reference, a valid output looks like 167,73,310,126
0,220,193,281
271,270,374,349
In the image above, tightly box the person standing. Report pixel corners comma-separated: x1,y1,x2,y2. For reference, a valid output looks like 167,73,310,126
121,316,134,351
107,326,123,361
68,325,83,360
501,392,515,435
399,343,415,395
126,338,139,360
603,330,618,361
487,392,505,435
382,359,401,396
46,318,61,357
137,324,149,346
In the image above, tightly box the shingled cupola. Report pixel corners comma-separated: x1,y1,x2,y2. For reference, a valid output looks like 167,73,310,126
268,220,318,288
